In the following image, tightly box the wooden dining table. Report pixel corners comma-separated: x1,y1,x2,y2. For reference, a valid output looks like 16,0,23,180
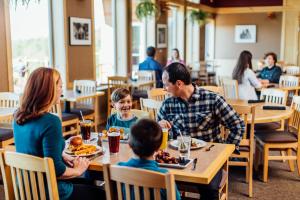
89,142,235,185
227,99,293,123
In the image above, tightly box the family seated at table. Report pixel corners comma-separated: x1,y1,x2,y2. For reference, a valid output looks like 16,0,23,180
12,63,245,200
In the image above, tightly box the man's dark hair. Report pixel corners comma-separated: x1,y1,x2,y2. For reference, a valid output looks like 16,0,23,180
129,119,162,159
164,62,191,85
264,52,277,64
146,46,156,57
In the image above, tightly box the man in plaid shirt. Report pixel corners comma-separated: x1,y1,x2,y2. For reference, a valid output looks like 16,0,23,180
158,63,245,200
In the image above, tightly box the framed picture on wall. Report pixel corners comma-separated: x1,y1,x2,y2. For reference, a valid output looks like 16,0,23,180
235,25,256,43
157,24,167,48
69,17,92,45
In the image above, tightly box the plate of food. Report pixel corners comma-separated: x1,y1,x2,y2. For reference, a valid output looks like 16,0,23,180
102,127,129,142
155,150,193,169
64,136,103,157
169,138,207,150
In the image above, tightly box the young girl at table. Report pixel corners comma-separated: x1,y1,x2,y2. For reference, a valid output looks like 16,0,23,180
106,88,138,135
118,119,181,200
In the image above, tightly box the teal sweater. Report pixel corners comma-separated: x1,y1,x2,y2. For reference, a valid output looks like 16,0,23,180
13,113,72,200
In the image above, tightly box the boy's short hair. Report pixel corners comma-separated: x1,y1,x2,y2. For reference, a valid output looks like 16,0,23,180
111,88,131,103
129,119,162,159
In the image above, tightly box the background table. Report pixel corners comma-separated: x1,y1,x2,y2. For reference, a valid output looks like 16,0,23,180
227,99,293,123
89,142,235,185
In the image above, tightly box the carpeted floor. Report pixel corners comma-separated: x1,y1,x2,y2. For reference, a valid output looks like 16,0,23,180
0,158,299,200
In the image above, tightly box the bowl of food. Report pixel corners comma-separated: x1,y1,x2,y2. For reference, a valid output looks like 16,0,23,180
155,150,193,169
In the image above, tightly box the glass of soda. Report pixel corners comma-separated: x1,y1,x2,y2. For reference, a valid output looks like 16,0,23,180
80,120,92,142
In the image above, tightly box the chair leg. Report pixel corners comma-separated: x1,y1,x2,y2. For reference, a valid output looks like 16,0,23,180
249,162,253,197
245,166,249,183
287,148,295,172
281,151,286,162
263,146,269,183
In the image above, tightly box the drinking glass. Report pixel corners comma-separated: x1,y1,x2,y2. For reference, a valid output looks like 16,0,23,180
159,128,169,150
178,135,191,159
80,120,92,142
108,132,120,154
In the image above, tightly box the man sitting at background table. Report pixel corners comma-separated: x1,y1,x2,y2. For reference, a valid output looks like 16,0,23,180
139,46,163,88
157,63,245,200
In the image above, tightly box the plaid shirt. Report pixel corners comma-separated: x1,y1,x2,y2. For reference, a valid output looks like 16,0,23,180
157,85,245,149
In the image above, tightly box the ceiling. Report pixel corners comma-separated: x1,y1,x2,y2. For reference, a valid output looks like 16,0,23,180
200,0,283,7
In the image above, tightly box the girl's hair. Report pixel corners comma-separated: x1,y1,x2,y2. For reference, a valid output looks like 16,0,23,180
111,88,131,103
232,50,253,84
14,67,61,125
172,48,180,60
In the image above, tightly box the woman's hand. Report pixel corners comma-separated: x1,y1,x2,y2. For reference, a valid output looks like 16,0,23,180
62,152,75,167
73,157,90,176
158,120,172,129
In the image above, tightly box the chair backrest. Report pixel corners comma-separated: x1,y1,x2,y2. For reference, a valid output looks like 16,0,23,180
147,88,168,101
289,96,300,139
260,88,288,105
110,108,151,119
0,150,59,200
220,79,239,99
73,80,97,107
50,103,63,120
285,66,300,75
0,92,20,108
103,164,176,200
137,71,156,90
279,75,299,87
107,76,130,116
230,105,256,149
140,98,162,120
200,86,224,96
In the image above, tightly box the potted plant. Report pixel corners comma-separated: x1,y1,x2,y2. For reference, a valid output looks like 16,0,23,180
190,10,209,27
135,0,161,21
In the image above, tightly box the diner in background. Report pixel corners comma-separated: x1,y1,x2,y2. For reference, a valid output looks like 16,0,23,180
166,48,185,66
13,67,104,200
157,63,245,200
257,52,282,84
232,50,262,100
139,46,163,88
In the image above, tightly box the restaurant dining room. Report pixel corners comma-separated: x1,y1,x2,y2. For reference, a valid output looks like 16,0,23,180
1,0,300,199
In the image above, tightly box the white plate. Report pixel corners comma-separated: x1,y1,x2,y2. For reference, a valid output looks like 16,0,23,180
64,144,103,157
157,159,193,169
169,138,207,150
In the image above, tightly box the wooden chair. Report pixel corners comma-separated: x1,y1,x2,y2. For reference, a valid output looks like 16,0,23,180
200,86,224,96
279,75,300,98
50,103,79,137
71,80,98,131
229,104,256,197
147,88,169,101
107,76,130,116
255,95,300,182
140,98,163,120
0,150,59,199
103,163,176,200
137,70,156,90
285,66,300,76
0,92,20,147
220,78,239,99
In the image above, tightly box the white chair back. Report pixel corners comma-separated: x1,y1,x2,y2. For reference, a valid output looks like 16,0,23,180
260,88,288,105
73,80,96,107
285,66,300,75
279,75,299,87
0,92,20,108
220,78,239,99
140,98,162,120
137,71,156,90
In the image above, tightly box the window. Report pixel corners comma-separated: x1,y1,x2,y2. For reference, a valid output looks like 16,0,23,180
205,19,215,61
9,0,52,93
94,0,115,84
131,0,146,74
167,6,178,59
186,9,200,65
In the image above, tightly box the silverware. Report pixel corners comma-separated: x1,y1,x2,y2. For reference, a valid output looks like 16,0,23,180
192,158,198,170
205,144,215,151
